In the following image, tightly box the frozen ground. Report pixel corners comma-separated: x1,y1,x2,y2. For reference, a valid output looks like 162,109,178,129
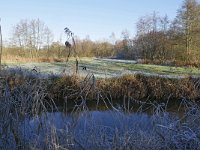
5,58,200,79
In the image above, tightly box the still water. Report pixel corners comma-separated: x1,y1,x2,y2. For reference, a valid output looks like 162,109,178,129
19,110,178,145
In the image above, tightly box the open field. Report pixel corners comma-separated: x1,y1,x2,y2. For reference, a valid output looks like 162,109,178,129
4,58,200,78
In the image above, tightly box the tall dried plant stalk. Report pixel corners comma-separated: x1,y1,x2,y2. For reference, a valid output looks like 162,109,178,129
64,27,79,74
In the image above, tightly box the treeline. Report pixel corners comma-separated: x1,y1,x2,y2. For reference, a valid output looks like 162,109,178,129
132,0,200,66
3,0,200,66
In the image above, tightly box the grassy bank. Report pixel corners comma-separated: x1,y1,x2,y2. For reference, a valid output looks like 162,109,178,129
50,74,200,110
1,67,200,111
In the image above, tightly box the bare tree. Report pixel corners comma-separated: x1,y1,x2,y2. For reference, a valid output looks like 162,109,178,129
44,27,54,58
29,19,46,58
11,19,53,58
174,0,200,62
135,13,173,62
11,19,30,57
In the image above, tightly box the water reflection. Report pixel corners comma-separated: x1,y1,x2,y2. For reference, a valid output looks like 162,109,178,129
20,110,176,144
1,108,183,149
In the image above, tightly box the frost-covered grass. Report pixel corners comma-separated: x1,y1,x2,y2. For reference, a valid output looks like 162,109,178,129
116,63,200,75
3,58,200,78
4,58,200,79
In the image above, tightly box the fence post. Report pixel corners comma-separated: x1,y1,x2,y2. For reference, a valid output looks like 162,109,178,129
0,18,3,71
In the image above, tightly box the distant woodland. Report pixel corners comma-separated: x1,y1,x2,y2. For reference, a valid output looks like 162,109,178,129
2,0,200,66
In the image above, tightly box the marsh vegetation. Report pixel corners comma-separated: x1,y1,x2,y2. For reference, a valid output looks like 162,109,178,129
0,67,200,149
1,0,200,149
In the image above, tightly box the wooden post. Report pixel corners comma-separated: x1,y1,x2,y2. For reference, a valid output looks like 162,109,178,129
75,58,78,74
0,18,3,71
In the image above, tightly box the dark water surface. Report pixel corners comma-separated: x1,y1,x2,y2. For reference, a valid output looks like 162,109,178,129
0,105,188,149
20,110,177,142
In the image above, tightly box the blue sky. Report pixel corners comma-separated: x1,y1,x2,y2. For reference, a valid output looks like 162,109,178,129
0,0,184,42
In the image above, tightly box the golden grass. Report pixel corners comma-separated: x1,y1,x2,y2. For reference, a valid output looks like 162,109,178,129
95,75,200,103
44,74,200,109
2,55,66,63
2,55,95,64
140,58,200,67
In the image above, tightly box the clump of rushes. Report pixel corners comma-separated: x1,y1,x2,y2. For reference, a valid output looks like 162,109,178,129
48,75,80,109
96,74,200,105
136,75,200,101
